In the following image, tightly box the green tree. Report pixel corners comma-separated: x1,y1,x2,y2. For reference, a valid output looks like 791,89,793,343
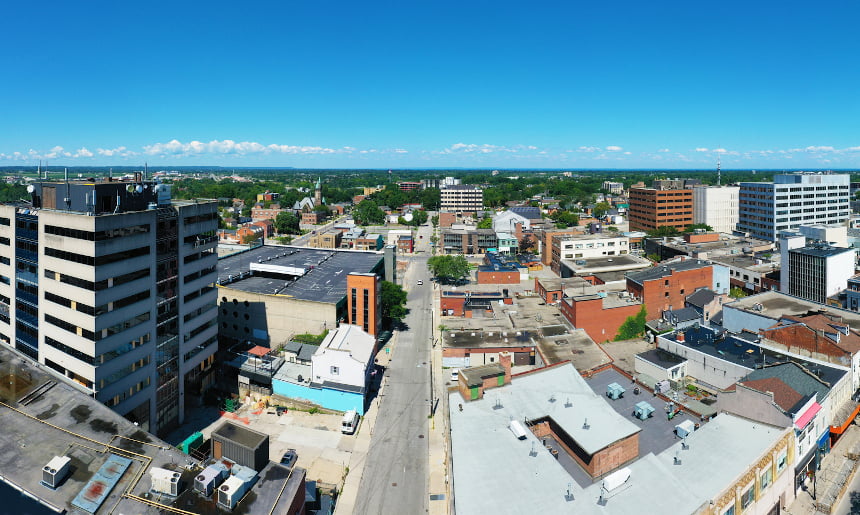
354,199,386,225
615,306,647,341
380,281,408,321
431,215,439,228
551,210,579,228
729,287,748,299
274,211,301,234
646,226,680,238
477,216,493,229
606,226,619,233
593,202,611,219
427,255,471,284
685,223,714,233
240,232,261,245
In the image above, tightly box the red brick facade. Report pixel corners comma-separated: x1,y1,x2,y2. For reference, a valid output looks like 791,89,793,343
346,273,381,338
626,265,713,320
476,270,520,284
531,421,639,477
559,296,641,342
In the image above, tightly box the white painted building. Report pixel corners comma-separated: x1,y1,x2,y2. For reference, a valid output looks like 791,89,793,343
492,210,530,233
552,233,630,260
781,243,854,304
311,324,375,390
693,185,740,234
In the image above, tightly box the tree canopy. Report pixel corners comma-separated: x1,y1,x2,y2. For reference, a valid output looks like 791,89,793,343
380,281,408,321
615,306,647,341
427,255,471,284
274,211,301,234
353,199,386,225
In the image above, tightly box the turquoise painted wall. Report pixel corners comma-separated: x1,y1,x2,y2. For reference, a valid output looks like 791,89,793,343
273,379,365,415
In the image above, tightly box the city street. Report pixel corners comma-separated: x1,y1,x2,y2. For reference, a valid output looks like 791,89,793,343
354,224,435,514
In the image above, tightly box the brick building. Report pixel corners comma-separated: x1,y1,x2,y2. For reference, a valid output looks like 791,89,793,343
308,231,342,249
628,187,694,232
559,294,642,342
476,253,521,284
626,258,713,319
456,353,512,401
346,273,381,338
301,211,325,225
397,181,422,191
251,203,285,221
440,290,513,317
397,235,414,253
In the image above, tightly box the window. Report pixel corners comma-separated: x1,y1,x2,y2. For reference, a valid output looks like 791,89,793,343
741,484,754,509
722,503,735,515
760,467,772,491
331,366,339,375
777,449,787,472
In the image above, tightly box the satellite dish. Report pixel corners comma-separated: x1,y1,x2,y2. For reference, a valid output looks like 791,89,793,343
403,213,414,222
135,185,144,193
126,184,135,193
26,185,35,193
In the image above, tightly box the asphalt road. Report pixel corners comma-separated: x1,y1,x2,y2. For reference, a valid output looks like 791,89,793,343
355,228,434,514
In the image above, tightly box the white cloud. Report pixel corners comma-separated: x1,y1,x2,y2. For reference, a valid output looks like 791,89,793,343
97,146,136,157
805,145,835,152
74,147,93,158
605,146,623,152
577,146,600,153
714,148,727,154
658,148,670,153
442,143,518,154
695,147,709,152
393,149,409,154
623,151,631,155
143,139,342,157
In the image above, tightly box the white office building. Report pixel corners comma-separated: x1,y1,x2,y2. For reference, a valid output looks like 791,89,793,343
0,179,219,435
737,173,850,241
693,185,739,234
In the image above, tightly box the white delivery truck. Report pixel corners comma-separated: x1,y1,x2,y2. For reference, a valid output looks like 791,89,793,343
341,409,360,434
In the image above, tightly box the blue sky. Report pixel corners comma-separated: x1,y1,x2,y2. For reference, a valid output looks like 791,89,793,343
2,1,859,169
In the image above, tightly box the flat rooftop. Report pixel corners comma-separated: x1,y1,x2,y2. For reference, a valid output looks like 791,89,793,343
217,245,383,303
449,361,787,514
660,327,848,387
726,290,860,332
535,328,612,372
0,345,301,515
443,329,534,349
212,421,269,450
561,254,652,274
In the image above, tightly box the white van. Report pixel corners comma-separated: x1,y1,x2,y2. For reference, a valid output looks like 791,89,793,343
450,369,460,382
341,409,359,434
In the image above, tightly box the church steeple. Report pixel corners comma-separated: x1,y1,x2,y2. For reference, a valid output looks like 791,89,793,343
314,177,322,205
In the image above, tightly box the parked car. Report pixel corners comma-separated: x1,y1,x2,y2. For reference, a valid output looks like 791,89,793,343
417,280,424,285
451,369,460,382
280,448,298,469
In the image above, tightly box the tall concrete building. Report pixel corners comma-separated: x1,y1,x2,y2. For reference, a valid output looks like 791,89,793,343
780,239,854,304
0,178,219,435
440,185,483,213
692,186,739,234
627,187,693,232
737,173,850,241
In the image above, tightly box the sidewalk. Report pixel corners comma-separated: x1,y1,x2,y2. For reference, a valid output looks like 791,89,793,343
787,424,860,514
429,280,450,515
333,333,395,515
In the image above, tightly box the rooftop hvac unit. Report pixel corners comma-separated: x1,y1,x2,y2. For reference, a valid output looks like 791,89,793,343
41,456,71,489
194,463,228,497
218,476,249,510
509,420,528,440
150,467,181,496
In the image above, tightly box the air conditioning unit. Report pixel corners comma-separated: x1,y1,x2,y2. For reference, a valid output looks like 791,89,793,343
41,456,71,488
150,467,181,496
194,463,228,497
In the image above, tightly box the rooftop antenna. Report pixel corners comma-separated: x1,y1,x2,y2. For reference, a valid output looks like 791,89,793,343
717,153,721,186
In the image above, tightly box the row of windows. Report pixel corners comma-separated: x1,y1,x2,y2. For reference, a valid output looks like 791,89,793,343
183,212,219,225
44,223,150,241
183,248,215,265
184,285,214,304
104,377,151,408
44,288,150,316
44,245,150,266
183,334,217,362
184,318,216,342
98,356,150,390
184,265,216,284
44,267,150,291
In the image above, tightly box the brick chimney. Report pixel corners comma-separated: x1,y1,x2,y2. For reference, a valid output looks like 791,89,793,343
499,351,512,385
676,331,685,342
514,222,524,241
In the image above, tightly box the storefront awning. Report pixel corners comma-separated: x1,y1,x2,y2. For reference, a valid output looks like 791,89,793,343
795,402,822,430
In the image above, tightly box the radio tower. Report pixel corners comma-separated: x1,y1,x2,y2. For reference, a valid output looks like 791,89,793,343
716,154,721,186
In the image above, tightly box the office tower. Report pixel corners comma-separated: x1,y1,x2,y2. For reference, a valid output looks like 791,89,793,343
737,173,850,241
692,186,739,234
627,187,693,232
0,178,218,435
